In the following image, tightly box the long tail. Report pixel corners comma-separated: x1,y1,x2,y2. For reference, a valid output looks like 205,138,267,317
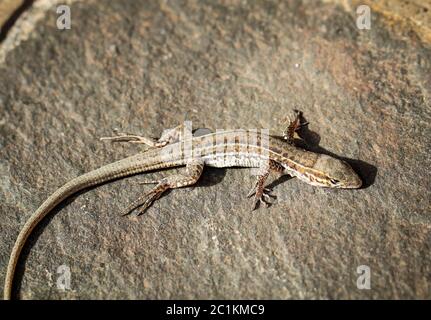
3,150,171,299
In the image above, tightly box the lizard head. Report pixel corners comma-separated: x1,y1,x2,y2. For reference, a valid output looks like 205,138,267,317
310,154,362,188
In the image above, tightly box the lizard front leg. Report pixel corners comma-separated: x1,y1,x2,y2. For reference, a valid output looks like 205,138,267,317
122,159,204,215
282,109,308,144
248,160,284,210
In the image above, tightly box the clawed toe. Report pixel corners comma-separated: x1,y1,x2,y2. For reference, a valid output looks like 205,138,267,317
100,130,165,147
121,185,166,216
249,187,276,210
247,187,256,198
252,195,273,211
135,193,160,216
262,192,276,202
247,185,273,198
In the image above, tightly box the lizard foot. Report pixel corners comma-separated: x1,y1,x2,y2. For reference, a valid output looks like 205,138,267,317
121,182,169,216
100,129,167,147
247,182,276,210
282,109,309,143
121,160,205,216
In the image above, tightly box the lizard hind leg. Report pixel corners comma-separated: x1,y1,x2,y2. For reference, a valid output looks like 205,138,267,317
121,159,205,216
100,128,165,147
100,123,192,148
121,182,168,216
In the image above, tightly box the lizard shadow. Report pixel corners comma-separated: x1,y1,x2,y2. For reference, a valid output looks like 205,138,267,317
195,167,227,188
269,113,377,189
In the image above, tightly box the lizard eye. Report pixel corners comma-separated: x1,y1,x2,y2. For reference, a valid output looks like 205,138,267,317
330,178,340,185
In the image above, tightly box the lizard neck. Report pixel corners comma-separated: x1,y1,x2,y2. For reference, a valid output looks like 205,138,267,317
268,136,332,186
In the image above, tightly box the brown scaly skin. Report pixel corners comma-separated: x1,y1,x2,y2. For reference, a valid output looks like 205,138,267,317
4,112,361,299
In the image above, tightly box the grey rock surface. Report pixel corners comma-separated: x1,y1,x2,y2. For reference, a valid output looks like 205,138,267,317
0,0,430,299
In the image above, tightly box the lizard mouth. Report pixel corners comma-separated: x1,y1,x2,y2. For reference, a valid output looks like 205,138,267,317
337,174,362,189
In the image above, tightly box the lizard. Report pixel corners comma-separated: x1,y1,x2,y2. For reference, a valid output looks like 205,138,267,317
3,111,362,299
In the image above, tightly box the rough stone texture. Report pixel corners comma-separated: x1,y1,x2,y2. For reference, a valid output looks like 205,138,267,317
326,0,431,43
0,0,430,299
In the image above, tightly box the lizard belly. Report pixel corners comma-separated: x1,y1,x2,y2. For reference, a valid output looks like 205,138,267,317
202,153,263,168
